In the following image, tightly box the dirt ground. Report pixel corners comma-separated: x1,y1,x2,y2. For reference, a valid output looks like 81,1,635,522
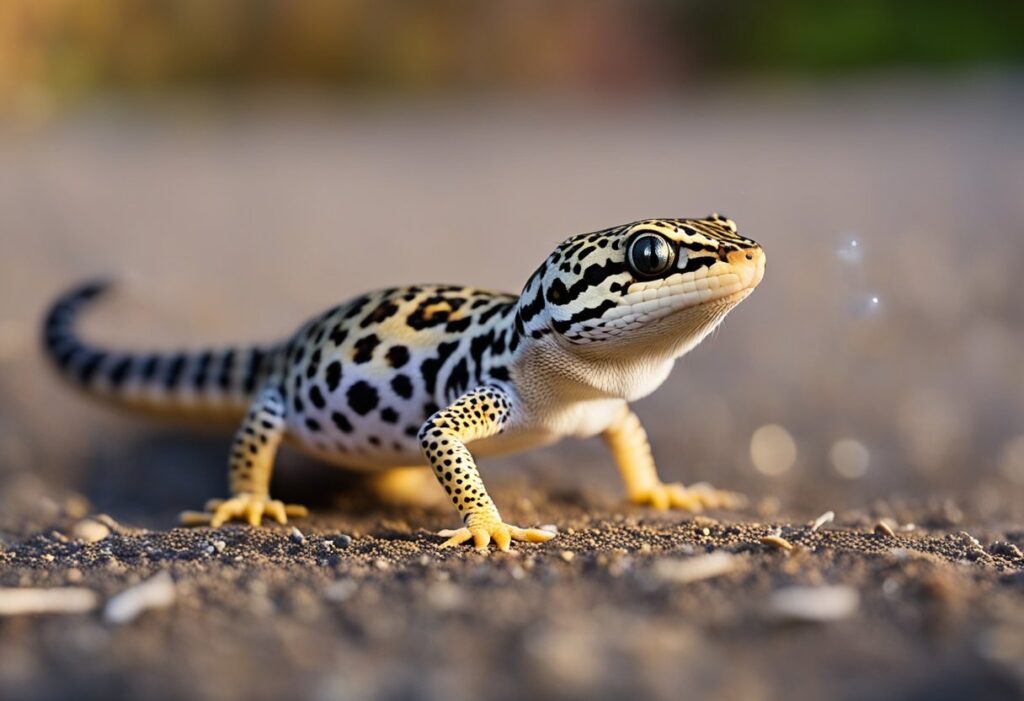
1,479,1023,701
2,75,1024,700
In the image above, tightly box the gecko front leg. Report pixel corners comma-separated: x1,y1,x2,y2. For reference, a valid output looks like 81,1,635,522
419,385,554,552
602,405,745,512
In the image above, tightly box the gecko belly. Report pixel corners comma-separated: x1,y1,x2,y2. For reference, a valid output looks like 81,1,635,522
284,425,561,472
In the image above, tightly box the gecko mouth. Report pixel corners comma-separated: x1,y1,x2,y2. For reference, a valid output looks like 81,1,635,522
605,251,765,329
563,246,764,345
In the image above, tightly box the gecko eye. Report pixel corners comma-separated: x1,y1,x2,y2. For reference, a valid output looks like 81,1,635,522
627,232,675,279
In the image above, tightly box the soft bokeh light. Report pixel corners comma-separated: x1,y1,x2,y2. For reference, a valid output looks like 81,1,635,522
829,438,870,480
999,435,1024,486
750,425,798,477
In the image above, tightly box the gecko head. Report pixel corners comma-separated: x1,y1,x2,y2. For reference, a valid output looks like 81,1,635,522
516,215,765,359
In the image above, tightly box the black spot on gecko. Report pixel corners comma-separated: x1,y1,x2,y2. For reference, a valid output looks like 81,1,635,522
444,357,470,399
360,300,399,328
343,295,370,320
331,411,353,433
329,324,348,346
242,348,265,394
347,381,379,415
551,299,617,334
140,354,160,381
309,385,326,409
192,350,213,390
325,361,342,392
445,316,473,333
488,366,510,382
164,353,186,389
391,374,413,399
305,348,321,379
420,340,459,394
386,345,410,368
352,335,380,364
380,407,399,424
107,355,133,387
217,349,235,390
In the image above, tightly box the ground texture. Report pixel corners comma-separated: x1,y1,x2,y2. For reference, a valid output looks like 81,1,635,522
1,480,1024,701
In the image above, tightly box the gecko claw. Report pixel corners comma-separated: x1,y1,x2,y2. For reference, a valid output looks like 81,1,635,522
436,517,555,552
630,482,746,512
180,494,309,528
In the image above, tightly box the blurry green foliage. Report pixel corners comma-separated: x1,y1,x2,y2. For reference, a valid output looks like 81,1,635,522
1,0,1021,116
697,0,1024,73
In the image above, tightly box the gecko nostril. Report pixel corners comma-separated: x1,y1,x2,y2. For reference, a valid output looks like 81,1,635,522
745,253,753,261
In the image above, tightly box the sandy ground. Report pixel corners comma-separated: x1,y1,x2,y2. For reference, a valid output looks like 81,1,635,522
1,74,1024,700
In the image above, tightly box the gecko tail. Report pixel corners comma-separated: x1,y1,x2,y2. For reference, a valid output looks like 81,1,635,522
42,280,277,423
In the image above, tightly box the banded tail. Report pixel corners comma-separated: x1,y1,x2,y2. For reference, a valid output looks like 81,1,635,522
42,281,279,422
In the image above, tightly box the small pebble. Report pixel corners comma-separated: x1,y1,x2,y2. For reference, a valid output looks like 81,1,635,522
289,527,305,544
94,514,121,531
212,540,226,554
333,534,352,549
559,550,575,563
71,519,110,544
761,535,793,551
874,520,896,538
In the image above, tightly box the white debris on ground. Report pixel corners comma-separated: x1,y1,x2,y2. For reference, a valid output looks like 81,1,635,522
768,586,860,623
652,552,741,585
103,572,177,624
810,511,835,532
0,587,99,616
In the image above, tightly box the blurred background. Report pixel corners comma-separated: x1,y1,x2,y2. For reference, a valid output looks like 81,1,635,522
1,0,1023,521
1,4,1024,701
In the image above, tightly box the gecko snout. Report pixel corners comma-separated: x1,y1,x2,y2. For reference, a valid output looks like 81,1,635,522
727,245,766,290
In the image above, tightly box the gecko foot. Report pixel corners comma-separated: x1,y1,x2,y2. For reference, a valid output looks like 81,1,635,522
180,494,309,527
437,512,555,552
630,482,746,512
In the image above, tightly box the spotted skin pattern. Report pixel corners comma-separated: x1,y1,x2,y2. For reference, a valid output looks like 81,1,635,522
43,215,765,551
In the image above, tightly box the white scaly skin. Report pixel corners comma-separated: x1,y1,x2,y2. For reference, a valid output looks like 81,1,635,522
43,214,765,551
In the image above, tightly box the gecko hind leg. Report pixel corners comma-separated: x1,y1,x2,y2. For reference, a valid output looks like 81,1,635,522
180,385,309,527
